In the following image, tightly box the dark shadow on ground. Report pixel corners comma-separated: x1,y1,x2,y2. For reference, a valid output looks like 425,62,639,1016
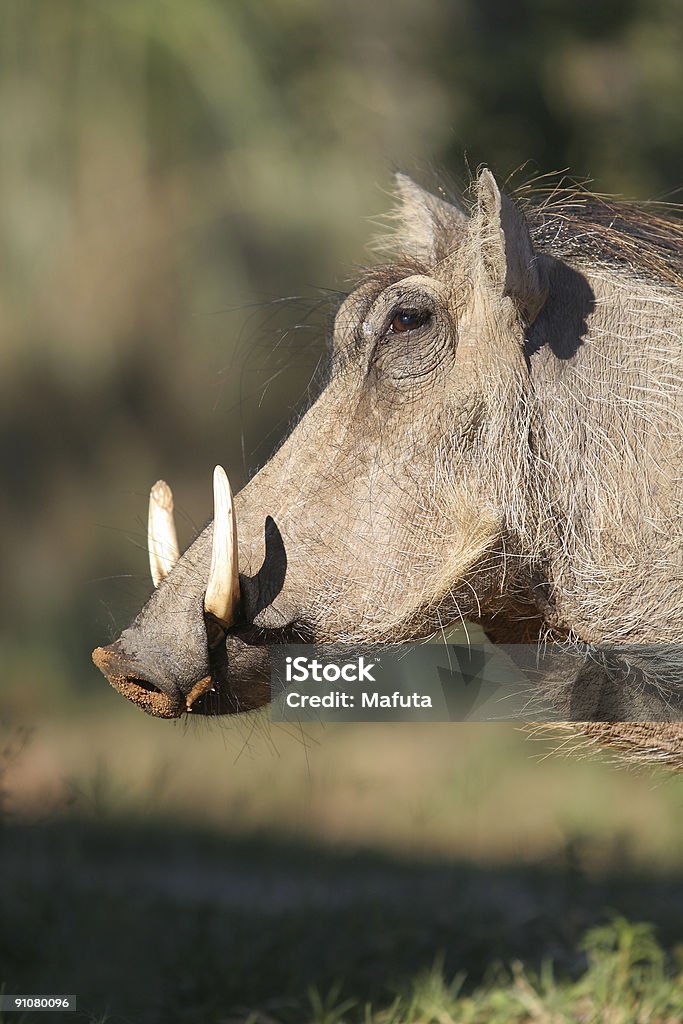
1,817,682,1023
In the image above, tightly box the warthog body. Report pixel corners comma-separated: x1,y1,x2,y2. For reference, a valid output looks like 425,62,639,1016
93,169,683,767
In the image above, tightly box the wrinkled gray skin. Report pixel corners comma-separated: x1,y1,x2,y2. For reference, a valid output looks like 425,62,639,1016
94,169,683,766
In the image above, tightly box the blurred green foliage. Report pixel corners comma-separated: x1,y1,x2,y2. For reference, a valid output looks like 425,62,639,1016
0,0,682,704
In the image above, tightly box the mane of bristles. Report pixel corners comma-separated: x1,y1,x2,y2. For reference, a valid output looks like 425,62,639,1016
522,184,683,290
511,184,683,771
359,177,683,771
378,173,683,291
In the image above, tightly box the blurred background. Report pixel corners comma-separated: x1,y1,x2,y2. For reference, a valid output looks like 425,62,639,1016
1,1,683,1021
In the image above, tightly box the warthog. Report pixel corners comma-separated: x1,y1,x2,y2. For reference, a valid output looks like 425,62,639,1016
93,169,683,767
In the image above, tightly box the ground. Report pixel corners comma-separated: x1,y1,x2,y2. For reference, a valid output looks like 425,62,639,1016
1,712,682,1023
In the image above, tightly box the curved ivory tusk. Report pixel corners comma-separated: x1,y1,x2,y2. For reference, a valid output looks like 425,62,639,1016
148,481,180,588
204,465,240,628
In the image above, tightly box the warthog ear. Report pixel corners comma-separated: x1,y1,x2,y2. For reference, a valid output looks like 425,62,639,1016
380,173,468,265
473,168,547,323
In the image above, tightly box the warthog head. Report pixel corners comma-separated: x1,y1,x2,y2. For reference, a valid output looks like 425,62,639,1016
94,169,542,716
93,168,683,766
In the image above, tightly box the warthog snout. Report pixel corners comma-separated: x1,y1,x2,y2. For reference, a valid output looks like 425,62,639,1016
93,464,294,717
93,632,274,719
92,641,187,718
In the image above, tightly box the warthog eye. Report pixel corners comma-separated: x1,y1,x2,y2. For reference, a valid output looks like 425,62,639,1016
390,308,431,334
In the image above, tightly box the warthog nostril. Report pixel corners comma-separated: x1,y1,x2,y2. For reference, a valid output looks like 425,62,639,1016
91,645,184,719
131,677,164,695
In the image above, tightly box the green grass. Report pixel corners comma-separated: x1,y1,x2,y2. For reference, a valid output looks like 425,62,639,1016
366,918,683,1024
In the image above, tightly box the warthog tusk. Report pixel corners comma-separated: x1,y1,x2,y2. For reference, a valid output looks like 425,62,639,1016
148,480,180,587
204,465,240,628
